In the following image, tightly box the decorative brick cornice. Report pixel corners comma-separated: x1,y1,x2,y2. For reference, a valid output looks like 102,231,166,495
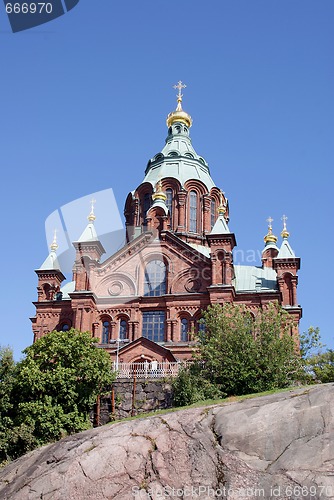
273,257,300,271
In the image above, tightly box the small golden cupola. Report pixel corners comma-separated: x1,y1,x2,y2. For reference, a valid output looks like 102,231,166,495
152,179,167,203
166,81,193,128
281,214,290,239
264,216,278,244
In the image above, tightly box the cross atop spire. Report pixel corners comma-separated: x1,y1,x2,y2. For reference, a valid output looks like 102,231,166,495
173,80,186,104
167,81,192,128
88,198,96,222
264,216,278,244
281,214,290,239
266,216,273,228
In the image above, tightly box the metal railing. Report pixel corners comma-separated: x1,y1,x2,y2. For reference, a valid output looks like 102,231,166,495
113,361,191,380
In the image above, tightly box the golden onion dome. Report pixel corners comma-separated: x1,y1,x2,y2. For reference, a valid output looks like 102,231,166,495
152,179,167,202
264,217,278,244
166,81,193,128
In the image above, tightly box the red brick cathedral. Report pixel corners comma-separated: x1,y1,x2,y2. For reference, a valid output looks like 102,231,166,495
31,83,302,364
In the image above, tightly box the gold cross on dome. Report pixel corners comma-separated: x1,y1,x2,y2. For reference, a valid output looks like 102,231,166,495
281,214,288,228
173,81,186,101
266,216,273,228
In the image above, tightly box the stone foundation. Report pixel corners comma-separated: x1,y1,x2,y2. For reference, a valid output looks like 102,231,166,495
94,379,173,424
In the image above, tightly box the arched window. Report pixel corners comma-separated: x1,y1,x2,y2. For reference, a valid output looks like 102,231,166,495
102,321,110,344
61,323,70,332
143,193,151,220
166,188,173,228
119,319,128,340
211,199,216,228
180,318,188,342
144,260,166,296
189,191,197,232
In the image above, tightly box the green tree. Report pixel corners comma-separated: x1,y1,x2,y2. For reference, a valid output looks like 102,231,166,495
299,326,323,359
305,350,334,383
0,347,16,462
195,302,300,396
7,329,114,459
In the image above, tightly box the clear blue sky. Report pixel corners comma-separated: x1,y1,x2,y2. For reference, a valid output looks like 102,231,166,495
1,0,333,359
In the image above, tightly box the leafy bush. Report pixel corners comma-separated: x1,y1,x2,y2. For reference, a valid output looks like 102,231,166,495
0,329,114,462
172,363,224,407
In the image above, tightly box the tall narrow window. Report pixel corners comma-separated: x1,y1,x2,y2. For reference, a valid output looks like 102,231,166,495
119,319,128,340
211,199,216,229
189,190,197,232
102,321,110,344
180,318,188,342
166,188,173,228
144,260,166,296
142,311,165,342
143,193,151,221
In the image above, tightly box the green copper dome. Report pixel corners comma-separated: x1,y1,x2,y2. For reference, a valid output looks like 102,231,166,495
143,120,216,191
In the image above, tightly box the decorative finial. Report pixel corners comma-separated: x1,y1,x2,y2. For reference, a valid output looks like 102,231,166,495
50,229,58,252
88,198,96,222
281,214,290,239
173,80,186,110
166,81,192,128
218,191,226,216
152,179,167,202
264,216,278,244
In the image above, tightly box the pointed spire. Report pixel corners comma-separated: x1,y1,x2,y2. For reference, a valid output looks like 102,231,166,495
50,228,59,252
277,215,296,258
77,199,98,242
38,229,61,271
264,216,278,245
210,192,230,235
166,81,192,128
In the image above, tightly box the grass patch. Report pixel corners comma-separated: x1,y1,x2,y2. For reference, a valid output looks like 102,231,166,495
107,384,314,426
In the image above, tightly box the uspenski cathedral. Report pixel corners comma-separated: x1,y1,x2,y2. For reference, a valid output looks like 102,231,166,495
31,83,302,364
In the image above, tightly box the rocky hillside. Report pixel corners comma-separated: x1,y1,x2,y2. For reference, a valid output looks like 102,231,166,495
0,384,333,499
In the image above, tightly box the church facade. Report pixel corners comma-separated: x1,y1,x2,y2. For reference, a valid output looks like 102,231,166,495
31,83,302,364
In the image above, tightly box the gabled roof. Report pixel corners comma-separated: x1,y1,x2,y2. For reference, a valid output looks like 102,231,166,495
118,336,177,362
